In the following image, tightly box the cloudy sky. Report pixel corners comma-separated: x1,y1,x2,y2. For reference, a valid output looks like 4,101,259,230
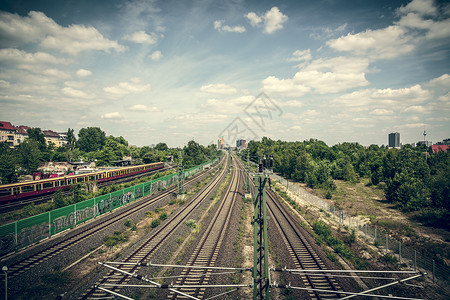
0,0,449,147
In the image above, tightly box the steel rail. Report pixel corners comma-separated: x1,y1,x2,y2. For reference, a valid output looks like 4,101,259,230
80,156,229,299
3,160,220,279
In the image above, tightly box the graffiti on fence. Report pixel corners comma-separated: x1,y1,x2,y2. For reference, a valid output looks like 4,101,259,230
135,187,143,199
0,160,213,257
18,222,49,249
0,234,15,255
96,191,134,215
52,206,96,233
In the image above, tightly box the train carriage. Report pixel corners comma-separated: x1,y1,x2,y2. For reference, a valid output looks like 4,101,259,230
0,162,164,204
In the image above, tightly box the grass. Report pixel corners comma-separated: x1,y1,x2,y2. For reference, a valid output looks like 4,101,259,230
104,231,129,247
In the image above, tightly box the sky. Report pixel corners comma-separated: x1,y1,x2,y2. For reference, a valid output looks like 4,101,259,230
0,0,449,148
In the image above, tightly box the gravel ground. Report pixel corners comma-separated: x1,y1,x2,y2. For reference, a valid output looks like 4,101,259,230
0,169,214,300
66,168,223,299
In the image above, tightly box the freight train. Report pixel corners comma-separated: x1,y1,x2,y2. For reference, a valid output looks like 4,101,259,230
0,162,164,204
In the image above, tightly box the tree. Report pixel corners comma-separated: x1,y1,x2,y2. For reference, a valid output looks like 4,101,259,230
66,128,76,150
155,142,168,152
16,140,42,173
77,127,106,153
0,143,17,184
26,128,46,150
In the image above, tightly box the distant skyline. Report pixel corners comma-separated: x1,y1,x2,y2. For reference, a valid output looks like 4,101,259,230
0,0,449,147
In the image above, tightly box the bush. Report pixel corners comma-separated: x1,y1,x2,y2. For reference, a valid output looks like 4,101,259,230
159,212,168,221
104,231,128,247
415,208,449,229
151,219,160,228
186,219,197,229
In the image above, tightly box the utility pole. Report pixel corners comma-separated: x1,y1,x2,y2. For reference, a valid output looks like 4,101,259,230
2,266,7,300
423,130,427,161
252,156,273,299
246,151,250,193
178,149,184,196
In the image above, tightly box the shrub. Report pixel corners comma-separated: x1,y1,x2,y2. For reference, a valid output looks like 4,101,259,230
186,219,197,229
151,219,160,228
104,231,128,247
159,212,168,221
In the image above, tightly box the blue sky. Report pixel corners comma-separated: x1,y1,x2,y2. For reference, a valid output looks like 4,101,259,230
0,0,449,147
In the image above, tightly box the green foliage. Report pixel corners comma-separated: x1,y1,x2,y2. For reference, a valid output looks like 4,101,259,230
155,142,168,151
159,212,168,221
185,219,197,229
16,139,43,173
151,219,160,228
247,137,449,223
77,127,106,152
0,144,17,184
104,231,129,247
53,190,68,208
66,128,76,150
26,127,47,150
313,221,353,260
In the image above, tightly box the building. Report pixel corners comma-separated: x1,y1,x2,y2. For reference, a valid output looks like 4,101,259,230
217,136,225,150
14,125,30,146
388,132,400,148
0,121,16,147
1,121,67,148
430,145,450,153
236,139,247,149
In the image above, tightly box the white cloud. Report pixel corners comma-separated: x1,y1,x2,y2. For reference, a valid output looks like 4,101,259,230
370,108,394,116
128,104,160,112
245,12,262,27
328,0,450,60
263,7,288,34
283,100,304,108
310,23,347,40
0,80,10,88
103,79,151,97
262,76,310,97
245,7,288,34
403,105,428,113
101,112,121,119
200,83,237,95
213,20,246,33
200,95,254,113
0,11,124,55
0,48,70,67
76,69,92,77
397,0,438,16
149,50,162,61
61,87,94,99
173,113,228,125
123,30,158,44
327,25,414,60
263,56,369,96
403,122,428,128
302,109,320,117
64,81,87,89
426,73,450,87
330,84,431,108
289,49,312,62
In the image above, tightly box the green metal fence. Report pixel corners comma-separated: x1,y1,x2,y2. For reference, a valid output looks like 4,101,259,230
0,159,217,257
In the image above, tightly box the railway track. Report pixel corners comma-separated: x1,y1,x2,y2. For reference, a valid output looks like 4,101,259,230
266,189,343,299
167,155,243,299
1,160,221,280
79,156,230,299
